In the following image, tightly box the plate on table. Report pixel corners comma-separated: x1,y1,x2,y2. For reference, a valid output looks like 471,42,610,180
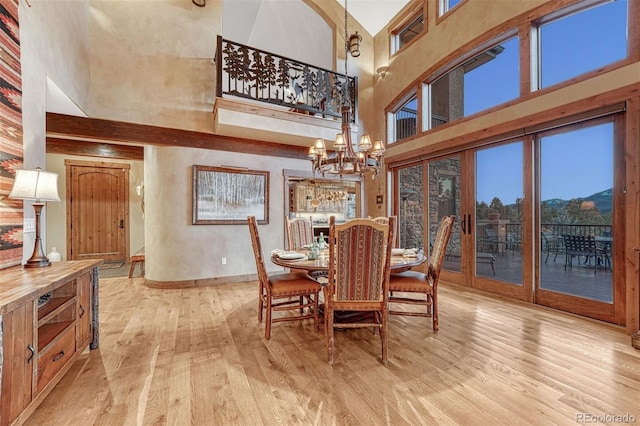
278,252,307,260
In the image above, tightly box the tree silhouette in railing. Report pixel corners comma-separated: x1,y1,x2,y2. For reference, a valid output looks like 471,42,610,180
221,39,355,118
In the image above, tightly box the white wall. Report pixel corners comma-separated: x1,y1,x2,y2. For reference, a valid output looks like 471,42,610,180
20,0,90,263
20,0,368,280
145,145,310,281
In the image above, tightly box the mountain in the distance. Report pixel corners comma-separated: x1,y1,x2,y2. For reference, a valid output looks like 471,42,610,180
540,188,613,214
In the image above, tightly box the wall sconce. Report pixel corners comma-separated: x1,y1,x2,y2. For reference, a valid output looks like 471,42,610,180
376,66,389,78
348,32,362,57
9,168,61,268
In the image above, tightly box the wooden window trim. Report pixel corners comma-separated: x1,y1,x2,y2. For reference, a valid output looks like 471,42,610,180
389,2,426,57
435,0,468,25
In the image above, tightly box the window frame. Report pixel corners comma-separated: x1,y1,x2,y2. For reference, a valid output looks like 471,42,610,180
388,90,419,144
437,0,467,19
533,0,629,91
425,30,520,129
390,5,425,56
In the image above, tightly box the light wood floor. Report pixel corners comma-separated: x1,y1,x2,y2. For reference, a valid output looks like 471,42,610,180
29,276,640,425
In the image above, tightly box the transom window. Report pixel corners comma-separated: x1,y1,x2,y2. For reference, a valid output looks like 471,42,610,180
387,0,629,144
429,36,519,130
391,10,424,54
537,0,628,89
439,0,463,17
389,94,418,142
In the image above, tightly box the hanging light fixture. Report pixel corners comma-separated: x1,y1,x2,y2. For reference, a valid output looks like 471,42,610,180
348,31,362,57
308,0,384,179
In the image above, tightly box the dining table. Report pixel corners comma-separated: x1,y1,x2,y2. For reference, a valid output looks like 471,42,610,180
271,248,427,323
271,248,427,276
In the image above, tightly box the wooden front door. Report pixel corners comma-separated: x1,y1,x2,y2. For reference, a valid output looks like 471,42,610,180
66,160,129,263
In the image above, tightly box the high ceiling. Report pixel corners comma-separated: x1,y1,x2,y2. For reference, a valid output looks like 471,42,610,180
46,0,411,118
336,0,411,36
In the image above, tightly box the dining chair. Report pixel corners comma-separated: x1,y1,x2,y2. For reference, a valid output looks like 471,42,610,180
372,216,398,247
286,216,314,250
388,215,455,332
324,216,395,364
247,216,322,339
563,234,607,274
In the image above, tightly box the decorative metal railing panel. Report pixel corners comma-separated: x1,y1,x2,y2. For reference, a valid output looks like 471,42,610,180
215,36,356,121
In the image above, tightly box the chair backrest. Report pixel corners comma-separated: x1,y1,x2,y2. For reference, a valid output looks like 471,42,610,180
247,216,269,289
328,216,395,303
427,215,455,282
485,227,497,240
372,216,398,247
286,216,314,250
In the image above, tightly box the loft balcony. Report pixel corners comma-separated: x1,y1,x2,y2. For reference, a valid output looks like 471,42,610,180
212,37,359,148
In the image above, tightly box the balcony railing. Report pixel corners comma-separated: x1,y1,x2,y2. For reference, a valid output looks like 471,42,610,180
215,36,357,122
395,107,417,140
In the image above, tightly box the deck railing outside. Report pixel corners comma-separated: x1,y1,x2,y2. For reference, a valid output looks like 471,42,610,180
215,36,357,122
475,222,612,254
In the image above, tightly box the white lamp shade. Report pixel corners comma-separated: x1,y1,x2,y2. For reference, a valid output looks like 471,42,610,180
334,133,346,151
358,134,372,152
313,138,326,155
9,168,61,202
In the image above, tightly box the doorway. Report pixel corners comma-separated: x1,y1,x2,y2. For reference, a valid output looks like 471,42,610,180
66,160,129,264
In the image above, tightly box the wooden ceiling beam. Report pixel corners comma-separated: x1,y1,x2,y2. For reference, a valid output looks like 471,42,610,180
46,113,309,160
46,137,144,160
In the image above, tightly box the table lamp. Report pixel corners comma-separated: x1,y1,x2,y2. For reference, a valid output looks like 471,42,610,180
9,167,61,268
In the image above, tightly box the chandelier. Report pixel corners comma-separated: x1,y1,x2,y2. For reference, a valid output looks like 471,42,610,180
308,0,385,178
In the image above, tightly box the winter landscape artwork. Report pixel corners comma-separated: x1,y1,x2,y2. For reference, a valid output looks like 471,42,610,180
193,165,269,225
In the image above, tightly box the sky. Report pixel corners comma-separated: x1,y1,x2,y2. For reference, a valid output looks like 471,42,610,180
476,123,614,204
471,0,626,204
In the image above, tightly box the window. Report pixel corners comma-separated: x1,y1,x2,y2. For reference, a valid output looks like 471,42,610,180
390,94,418,142
429,35,519,129
391,11,424,54
538,0,628,89
439,0,463,17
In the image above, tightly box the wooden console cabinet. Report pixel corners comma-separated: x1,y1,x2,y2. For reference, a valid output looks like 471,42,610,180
0,260,101,426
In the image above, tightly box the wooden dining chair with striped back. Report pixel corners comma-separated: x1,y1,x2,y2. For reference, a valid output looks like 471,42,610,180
247,216,322,339
286,216,314,250
372,216,398,247
325,216,396,364
388,215,455,331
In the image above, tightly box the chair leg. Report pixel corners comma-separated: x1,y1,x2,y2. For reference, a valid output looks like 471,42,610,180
313,293,319,332
327,309,335,365
265,297,272,339
380,310,388,363
431,292,439,332
258,283,264,323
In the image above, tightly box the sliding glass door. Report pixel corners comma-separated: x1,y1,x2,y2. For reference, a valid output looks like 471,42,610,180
392,113,624,324
536,117,622,324
471,141,530,299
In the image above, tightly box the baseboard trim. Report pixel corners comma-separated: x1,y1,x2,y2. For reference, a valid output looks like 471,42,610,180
144,273,257,289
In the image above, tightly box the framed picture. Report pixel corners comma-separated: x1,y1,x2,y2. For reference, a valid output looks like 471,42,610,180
193,165,269,225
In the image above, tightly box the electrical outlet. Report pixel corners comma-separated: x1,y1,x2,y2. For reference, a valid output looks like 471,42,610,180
221,257,227,265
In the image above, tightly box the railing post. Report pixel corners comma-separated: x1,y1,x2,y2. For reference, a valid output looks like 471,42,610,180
215,35,223,99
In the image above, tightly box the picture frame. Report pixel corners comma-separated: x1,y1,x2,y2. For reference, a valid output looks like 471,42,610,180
192,165,269,225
